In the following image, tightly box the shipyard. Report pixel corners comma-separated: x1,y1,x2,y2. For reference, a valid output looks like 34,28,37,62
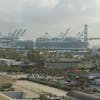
0,25,99,53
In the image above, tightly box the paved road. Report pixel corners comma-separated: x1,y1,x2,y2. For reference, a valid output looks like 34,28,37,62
13,80,67,97
90,85,100,91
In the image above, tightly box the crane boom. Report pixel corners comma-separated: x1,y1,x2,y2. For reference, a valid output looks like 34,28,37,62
11,29,18,38
88,38,100,40
19,29,27,37
14,29,23,38
61,28,70,40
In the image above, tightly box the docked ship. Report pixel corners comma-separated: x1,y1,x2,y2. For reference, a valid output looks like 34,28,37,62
35,36,87,50
35,25,88,52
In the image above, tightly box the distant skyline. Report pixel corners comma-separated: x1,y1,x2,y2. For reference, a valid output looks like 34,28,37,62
0,0,100,46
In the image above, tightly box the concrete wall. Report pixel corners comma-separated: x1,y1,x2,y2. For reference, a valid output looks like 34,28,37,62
3,91,26,99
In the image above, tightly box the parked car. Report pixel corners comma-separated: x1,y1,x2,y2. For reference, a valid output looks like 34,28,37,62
91,79,100,86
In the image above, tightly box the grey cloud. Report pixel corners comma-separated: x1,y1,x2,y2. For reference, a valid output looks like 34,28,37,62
0,0,100,42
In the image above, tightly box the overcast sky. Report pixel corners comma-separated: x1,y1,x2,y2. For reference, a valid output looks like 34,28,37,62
0,0,100,46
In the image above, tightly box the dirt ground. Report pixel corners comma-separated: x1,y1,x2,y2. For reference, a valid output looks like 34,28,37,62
13,80,67,97
0,75,13,85
0,74,67,98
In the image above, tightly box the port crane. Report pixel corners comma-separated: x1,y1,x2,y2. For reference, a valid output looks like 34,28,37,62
0,28,27,44
10,28,27,39
78,25,100,41
77,25,100,48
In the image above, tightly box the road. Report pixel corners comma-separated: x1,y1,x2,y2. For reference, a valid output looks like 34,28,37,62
13,80,67,97
90,85,100,91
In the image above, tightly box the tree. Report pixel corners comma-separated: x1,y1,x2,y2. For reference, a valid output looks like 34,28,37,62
64,52,73,58
0,48,22,61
